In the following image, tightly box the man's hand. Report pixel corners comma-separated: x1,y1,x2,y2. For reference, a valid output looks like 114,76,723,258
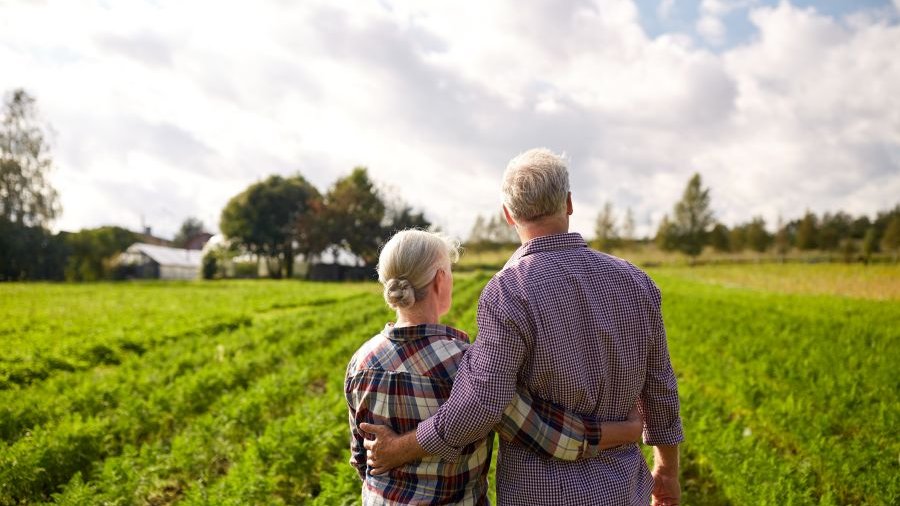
651,445,681,506
359,423,427,475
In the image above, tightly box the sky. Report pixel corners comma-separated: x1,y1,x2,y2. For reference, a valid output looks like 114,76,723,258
1,0,899,241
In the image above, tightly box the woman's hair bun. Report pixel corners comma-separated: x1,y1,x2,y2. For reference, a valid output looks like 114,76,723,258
384,278,416,309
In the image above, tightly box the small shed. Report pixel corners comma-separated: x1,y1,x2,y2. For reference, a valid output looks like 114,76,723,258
119,243,203,280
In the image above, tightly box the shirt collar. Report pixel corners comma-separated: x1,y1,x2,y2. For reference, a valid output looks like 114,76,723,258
508,232,588,264
381,322,470,343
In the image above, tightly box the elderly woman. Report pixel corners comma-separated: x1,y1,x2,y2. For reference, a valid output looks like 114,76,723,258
345,229,641,505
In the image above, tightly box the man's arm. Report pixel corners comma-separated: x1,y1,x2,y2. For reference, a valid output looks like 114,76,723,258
640,275,684,505
415,284,530,460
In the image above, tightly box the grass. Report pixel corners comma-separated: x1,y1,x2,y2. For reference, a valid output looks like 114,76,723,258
0,264,897,504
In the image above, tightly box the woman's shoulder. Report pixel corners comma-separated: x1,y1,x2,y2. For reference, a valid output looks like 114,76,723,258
348,325,470,378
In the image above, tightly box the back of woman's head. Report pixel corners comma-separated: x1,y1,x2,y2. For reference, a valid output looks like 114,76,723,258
377,229,460,310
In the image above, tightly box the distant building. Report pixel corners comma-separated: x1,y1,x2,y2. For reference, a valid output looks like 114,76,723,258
184,232,213,251
118,243,203,280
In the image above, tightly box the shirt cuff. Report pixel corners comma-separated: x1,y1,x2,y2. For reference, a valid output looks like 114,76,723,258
417,417,463,462
643,419,685,446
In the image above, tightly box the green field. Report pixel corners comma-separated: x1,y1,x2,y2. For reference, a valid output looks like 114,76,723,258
1,264,898,505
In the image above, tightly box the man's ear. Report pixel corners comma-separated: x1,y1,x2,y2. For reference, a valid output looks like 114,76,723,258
502,205,516,226
566,192,573,216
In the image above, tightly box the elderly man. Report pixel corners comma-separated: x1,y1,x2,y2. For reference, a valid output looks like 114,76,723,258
362,148,684,505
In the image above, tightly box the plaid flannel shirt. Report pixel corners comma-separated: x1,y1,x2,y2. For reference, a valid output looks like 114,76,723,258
417,233,684,506
346,323,603,506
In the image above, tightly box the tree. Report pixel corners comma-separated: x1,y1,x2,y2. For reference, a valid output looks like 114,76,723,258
745,217,771,253
468,215,488,248
0,219,68,281
655,215,678,252
862,228,877,264
729,225,747,252
671,173,714,260
818,211,852,251
622,207,636,244
323,167,385,266
220,174,321,279
173,217,207,248
709,223,730,252
881,215,900,262
486,214,518,244
795,211,818,250
593,201,619,252
467,213,517,249
383,198,431,235
64,226,137,281
774,215,791,259
0,89,61,227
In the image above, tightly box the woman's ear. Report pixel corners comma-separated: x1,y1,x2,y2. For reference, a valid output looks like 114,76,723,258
432,268,446,294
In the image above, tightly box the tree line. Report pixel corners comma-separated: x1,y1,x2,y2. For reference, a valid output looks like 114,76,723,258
650,174,900,263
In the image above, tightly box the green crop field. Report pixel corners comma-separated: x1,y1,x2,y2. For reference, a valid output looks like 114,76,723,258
1,264,898,505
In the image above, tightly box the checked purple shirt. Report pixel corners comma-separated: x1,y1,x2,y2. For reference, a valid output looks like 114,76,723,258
417,233,684,506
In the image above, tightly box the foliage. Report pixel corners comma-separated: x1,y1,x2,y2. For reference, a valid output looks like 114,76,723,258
795,211,818,250
173,217,207,248
654,214,678,252
593,201,619,252
321,167,385,266
881,214,900,260
0,89,60,228
63,226,137,281
670,173,714,258
467,213,518,250
220,174,321,279
708,223,730,252
0,219,68,281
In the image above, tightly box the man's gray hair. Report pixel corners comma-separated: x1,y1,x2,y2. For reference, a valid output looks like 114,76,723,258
502,148,570,222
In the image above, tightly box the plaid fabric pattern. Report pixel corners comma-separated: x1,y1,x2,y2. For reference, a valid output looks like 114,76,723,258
346,323,604,505
417,233,684,506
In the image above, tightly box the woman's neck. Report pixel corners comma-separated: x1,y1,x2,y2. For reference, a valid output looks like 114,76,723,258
395,304,440,327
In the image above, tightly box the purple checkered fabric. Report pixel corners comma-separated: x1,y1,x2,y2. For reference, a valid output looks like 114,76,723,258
346,323,604,505
417,233,684,506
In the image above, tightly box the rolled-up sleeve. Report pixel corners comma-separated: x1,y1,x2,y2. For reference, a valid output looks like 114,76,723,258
417,280,528,461
640,277,685,446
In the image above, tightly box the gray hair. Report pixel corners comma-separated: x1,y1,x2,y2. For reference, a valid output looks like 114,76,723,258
502,148,570,222
377,229,461,310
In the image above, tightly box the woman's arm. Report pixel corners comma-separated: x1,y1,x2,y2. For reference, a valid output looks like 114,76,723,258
495,389,642,460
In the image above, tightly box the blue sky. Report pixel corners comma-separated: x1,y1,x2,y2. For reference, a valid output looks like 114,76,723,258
635,0,897,48
1,0,898,240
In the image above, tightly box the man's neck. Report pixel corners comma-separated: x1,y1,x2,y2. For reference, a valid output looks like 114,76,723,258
516,217,569,243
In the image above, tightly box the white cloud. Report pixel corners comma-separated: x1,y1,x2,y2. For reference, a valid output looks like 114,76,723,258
0,0,898,242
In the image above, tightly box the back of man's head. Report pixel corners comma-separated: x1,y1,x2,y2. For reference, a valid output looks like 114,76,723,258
502,148,570,223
